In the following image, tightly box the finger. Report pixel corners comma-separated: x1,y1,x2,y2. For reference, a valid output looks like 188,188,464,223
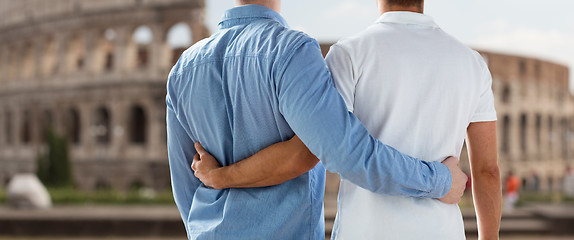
191,161,197,171
195,142,207,157
191,154,200,171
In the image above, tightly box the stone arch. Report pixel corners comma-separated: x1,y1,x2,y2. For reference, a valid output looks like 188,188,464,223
519,59,527,76
4,109,12,145
21,110,32,144
97,28,118,72
167,22,193,65
501,84,511,103
7,45,18,80
520,113,528,154
502,115,511,154
561,118,569,159
65,108,81,144
129,105,147,145
0,46,5,83
535,114,542,148
94,107,111,144
132,25,153,69
67,33,85,72
42,36,58,76
548,116,554,150
21,42,35,79
39,109,53,143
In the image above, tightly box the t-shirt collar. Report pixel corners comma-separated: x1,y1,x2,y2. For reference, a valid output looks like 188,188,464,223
375,11,439,28
219,5,289,29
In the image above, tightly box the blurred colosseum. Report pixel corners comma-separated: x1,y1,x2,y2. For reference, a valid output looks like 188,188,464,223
0,0,572,194
0,0,209,191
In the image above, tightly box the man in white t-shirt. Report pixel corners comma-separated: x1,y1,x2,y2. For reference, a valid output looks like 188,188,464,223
190,0,501,239
323,0,502,239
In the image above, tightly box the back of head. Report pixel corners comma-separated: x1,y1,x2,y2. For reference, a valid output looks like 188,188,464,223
386,0,424,6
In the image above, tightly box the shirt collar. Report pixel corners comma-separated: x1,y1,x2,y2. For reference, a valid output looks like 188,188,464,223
219,5,289,29
375,11,439,28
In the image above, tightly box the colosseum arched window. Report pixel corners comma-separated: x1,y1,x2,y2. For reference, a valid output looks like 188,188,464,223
534,62,541,79
548,116,554,149
42,37,58,77
519,59,527,76
94,107,111,144
39,110,53,143
21,110,32,144
21,43,35,79
535,114,542,148
67,34,85,72
66,108,81,144
132,25,153,69
7,46,18,80
561,118,569,160
4,110,12,145
520,114,528,154
102,28,117,72
501,84,511,103
129,105,147,145
0,47,5,83
167,22,193,66
502,115,511,153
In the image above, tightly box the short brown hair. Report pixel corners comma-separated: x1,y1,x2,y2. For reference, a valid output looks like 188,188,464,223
387,0,423,7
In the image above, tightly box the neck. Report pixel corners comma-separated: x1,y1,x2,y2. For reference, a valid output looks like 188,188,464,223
236,1,281,13
378,3,424,15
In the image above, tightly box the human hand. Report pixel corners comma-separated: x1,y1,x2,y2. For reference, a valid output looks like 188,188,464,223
438,156,468,204
191,142,224,189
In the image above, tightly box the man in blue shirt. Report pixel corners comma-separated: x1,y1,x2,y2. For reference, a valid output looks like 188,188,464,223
166,1,467,239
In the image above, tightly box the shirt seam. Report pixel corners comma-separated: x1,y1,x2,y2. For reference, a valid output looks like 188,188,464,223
275,35,315,82
176,54,274,76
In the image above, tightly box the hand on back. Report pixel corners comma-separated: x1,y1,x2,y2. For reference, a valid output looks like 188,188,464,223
191,142,224,189
438,156,468,204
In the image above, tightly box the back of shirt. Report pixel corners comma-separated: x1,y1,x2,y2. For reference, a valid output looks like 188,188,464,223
166,6,326,239
326,12,496,240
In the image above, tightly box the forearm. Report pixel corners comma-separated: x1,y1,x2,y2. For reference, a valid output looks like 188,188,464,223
472,168,502,240
211,136,318,189
466,121,501,240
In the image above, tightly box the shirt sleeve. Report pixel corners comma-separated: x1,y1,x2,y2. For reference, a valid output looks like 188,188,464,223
275,38,452,198
470,60,497,123
326,44,356,112
166,75,202,235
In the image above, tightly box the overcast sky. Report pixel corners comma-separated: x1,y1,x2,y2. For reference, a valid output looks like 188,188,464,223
205,0,574,91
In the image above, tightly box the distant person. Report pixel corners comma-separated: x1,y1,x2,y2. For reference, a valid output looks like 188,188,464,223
504,170,521,211
531,170,540,192
563,166,574,197
165,0,467,239
191,0,502,239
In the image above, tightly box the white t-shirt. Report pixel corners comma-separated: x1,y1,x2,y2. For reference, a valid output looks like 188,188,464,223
326,11,497,240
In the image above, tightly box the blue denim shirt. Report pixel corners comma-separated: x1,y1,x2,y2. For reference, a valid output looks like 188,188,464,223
166,5,452,240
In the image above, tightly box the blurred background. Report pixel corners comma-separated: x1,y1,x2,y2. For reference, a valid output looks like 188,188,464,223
0,0,573,240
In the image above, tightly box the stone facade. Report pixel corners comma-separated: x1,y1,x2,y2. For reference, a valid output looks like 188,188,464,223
480,51,573,192
0,0,209,191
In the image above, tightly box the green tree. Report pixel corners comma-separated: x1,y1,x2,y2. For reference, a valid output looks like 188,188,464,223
37,129,73,187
